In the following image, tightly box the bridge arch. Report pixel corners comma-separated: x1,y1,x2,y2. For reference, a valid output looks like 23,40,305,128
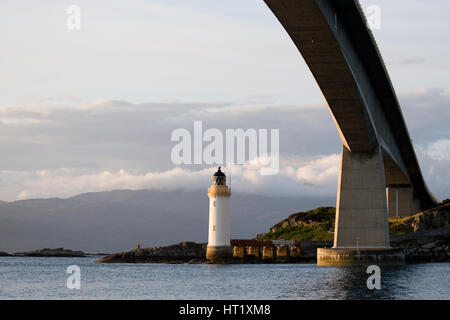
263,0,438,253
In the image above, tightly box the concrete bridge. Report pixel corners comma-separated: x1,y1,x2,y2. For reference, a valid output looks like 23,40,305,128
263,0,438,264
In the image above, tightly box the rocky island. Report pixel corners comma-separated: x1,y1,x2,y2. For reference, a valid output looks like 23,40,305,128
97,203,450,264
13,248,86,257
96,242,207,264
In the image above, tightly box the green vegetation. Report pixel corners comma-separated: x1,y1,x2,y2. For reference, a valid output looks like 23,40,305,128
388,217,414,235
442,199,450,205
291,206,336,222
258,207,335,241
262,224,334,241
258,205,445,241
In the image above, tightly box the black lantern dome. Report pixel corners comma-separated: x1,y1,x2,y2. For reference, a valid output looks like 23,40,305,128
213,166,225,177
212,167,226,185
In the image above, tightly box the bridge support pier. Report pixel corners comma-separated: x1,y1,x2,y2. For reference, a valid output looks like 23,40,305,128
317,146,404,266
386,186,420,218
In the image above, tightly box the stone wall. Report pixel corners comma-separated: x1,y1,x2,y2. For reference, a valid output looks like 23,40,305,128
230,239,332,263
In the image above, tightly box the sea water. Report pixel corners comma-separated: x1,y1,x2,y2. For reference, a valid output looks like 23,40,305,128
0,257,448,299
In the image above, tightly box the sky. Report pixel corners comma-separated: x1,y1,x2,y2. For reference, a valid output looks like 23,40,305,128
0,0,449,201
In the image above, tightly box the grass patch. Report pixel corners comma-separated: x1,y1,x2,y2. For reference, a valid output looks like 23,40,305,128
261,224,334,241
259,206,422,241
290,207,335,222
389,218,414,235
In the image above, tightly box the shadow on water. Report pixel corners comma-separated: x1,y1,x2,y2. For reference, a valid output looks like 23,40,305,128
281,264,432,300
321,265,412,300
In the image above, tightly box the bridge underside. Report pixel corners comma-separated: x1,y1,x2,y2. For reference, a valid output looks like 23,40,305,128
263,0,438,257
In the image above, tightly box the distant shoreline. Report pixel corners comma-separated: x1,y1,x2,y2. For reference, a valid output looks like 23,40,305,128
0,248,110,258
1,227,448,263
3,204,448,263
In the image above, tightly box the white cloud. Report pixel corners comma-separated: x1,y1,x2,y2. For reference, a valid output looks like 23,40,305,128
13,153,341,200
289,154,340,184
423,139,450,161
0,88,449,201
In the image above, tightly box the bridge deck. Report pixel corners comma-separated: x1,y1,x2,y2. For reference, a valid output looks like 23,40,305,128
263,0,438,209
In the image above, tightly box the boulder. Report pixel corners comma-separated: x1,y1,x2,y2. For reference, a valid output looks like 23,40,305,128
421,242,437,249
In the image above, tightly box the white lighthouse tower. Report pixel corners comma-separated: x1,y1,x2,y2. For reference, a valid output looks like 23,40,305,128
206,166,232,261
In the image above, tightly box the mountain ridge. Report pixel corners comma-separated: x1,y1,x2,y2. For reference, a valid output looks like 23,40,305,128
0,188,334,253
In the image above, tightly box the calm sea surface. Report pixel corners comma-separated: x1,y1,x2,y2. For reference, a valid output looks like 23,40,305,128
0,257,448,300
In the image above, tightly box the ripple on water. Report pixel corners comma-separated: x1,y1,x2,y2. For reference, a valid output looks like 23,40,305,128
0,257,449,299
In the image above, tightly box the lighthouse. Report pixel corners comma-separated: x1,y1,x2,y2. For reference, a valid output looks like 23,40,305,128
206,166,232,261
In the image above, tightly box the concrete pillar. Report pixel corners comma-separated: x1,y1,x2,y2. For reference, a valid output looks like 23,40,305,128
414,199,421,214
247,246,260,258
233,246,245,259
276,246,288,261
262,246,274,260
386,186,418,218
334,146,390,248
318,146,404,266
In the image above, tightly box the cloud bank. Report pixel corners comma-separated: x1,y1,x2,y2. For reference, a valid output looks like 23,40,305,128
13,154,340,200
1,87,449,201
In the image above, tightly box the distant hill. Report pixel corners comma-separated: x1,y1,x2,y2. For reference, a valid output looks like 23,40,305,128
0,189,334,253
256,203,450,241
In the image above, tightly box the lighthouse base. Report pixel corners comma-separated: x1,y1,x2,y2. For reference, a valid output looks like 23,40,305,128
317,247,405,266
206,245,233,262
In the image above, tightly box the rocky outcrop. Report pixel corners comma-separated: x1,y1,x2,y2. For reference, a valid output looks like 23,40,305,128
255,207,335,241
404,239,449,263
96,242,206,263
391,227,450,263
257,204,450,263
14,248,86,257
268,207,335,233
401,204,450,232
